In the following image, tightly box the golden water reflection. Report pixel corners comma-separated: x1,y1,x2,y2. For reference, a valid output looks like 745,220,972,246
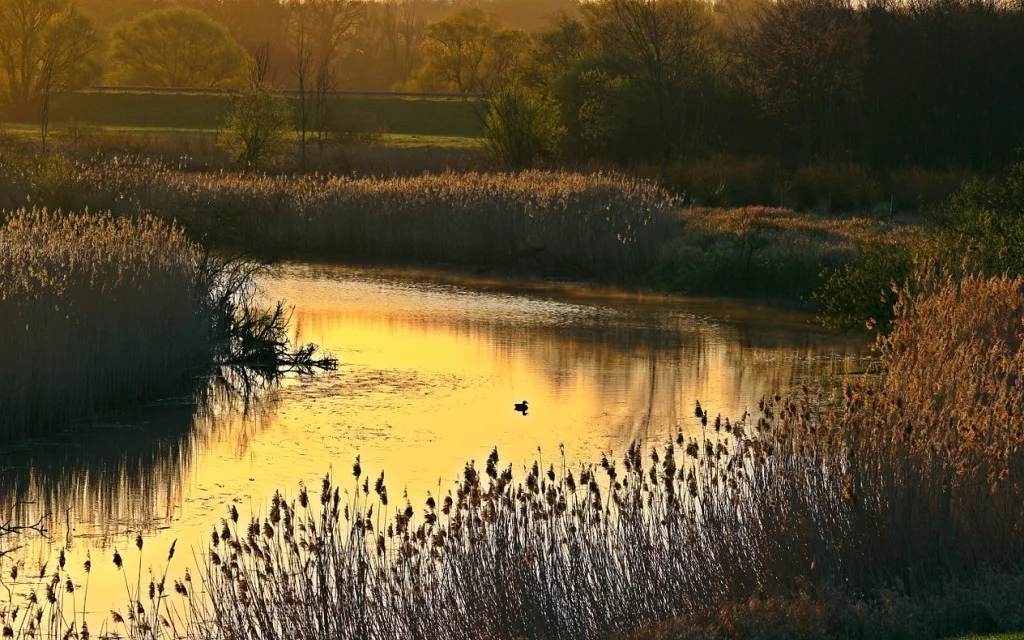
0,264,869,618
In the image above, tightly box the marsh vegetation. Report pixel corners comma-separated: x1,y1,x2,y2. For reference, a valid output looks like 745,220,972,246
0,207,335,439
0,150,912,310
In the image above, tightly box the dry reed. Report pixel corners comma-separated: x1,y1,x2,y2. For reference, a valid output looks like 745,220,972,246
0,154,676,280
1,152,909,301
95,165,674,279
0,207,332,439
0,209,215,438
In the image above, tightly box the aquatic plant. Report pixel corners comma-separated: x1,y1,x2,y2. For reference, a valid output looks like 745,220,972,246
0,209,215,437
0,155,677,280
0,152,911,303
0,208,334,439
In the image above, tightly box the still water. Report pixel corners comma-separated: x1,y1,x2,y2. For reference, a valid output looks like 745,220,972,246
0,264,869,620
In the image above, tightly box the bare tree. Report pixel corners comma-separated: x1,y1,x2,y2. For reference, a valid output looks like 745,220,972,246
289,3,315,170
286,0,361,167
38,55,54,149
248,40,274,88
313,57,334,161
390,0,427,82
307,0,362,78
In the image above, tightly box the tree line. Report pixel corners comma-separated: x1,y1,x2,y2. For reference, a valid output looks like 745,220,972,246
2,0,1023,172
501,0,1024,171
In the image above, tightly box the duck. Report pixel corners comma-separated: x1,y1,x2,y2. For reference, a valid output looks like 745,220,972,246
514,400,529,415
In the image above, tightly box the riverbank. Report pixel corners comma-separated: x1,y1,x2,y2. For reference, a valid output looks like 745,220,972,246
0,153,912,310
0,209,334,440
0,209,219,438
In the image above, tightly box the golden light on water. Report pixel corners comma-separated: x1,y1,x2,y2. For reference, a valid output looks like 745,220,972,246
1,265,868,620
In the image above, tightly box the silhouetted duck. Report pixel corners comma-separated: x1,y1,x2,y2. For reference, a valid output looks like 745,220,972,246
514,400,529,415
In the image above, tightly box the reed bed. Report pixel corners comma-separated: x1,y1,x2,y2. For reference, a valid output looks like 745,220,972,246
0,209,216,438
0,208,333,439
0,152,907,300
93,165,674,280
3,272,1024,639
0,154,676,280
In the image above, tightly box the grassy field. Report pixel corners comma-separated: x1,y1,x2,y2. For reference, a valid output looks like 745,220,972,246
38,90,485,138
0,122,481,151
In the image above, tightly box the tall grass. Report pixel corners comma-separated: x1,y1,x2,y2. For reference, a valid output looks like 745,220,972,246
0,208,333,439
3,158,675,280
0,209,216,438
171,272,1020,639
2,153,909,301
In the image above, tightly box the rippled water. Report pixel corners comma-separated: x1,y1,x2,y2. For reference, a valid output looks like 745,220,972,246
0,264,869,620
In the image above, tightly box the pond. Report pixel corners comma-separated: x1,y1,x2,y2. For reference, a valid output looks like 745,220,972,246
0,263,870,621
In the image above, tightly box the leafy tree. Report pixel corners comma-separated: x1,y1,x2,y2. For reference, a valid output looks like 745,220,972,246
525,13,588,91
583,0,723,162
220,47,293,170
107,7,247,87
409,8,529,94
529,0,723,164
0,0,98,121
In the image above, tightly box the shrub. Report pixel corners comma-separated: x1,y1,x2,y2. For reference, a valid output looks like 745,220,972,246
888,167,971,212
933,161,1024,277
815,241,915,331
220,85,293,170
650,206,901,300
484,86,564,169
660,155,782,207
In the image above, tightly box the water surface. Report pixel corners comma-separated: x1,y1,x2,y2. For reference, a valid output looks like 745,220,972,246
0,264,869,619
